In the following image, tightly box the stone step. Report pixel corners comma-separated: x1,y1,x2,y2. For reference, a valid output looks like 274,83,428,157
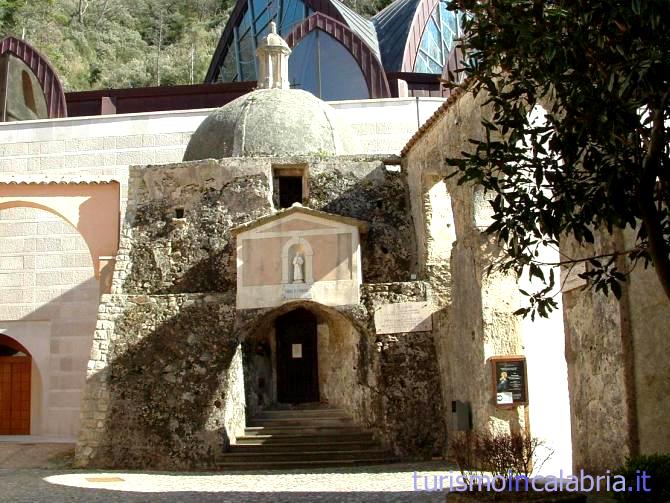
243,425,363,435
237,432,374,443
230,440,378,452
218,449,393,463
248,417,354,427
253,408,346,418
215,458,396,470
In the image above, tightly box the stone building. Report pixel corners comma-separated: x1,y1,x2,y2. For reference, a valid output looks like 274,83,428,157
72,27,451,468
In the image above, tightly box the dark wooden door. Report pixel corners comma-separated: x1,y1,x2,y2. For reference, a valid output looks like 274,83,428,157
276,309,319,403
0,356,31,435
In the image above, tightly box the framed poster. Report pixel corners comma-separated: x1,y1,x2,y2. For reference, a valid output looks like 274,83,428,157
490,356,528,407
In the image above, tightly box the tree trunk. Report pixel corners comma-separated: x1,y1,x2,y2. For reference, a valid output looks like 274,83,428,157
638,97,670,301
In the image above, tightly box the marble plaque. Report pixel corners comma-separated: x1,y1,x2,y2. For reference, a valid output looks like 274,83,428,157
283,283,313,300
374,302,434,334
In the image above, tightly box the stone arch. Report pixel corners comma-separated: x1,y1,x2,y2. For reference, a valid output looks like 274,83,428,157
0,181,120,286
0,205,101,437
236,300,372,422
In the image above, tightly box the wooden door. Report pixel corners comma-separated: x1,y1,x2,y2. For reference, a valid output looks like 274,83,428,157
276,309,319,404
0,356,31,435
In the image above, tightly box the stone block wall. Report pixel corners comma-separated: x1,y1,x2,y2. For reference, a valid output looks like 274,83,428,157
77,281,445,468
0,206,99,437
403,92,575,470
308,160,416,282
562,227,670,472
234,281,445,461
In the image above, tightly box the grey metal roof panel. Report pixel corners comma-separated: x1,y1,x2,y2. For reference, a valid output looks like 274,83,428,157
330,0,381,60
372,0,420,71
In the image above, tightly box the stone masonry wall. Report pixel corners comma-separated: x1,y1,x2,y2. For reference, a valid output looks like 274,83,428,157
360,282,446,458
405,92,528,453
75,293,243,469
308,159,417,282
115,156,416,294
76,155,441,468
234,281,445,460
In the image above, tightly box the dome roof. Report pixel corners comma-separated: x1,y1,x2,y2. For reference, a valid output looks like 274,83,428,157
183,88,360,161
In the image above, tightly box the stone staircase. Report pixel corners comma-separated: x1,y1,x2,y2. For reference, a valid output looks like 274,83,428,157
217,405,394,469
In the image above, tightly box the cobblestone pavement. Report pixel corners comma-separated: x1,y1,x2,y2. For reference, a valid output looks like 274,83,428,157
1,462,455,502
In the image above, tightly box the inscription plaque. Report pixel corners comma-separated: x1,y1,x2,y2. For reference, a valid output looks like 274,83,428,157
283,283,313,300
374,302,434,334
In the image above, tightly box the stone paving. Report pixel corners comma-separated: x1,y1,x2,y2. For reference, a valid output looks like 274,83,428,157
1,462,453,502
0,444,616,503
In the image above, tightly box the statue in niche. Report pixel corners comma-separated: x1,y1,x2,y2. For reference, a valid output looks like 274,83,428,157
292,253,304,283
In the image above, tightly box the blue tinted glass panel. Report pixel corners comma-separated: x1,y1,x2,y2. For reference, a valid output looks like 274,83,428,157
415,52,442,73
218,0,312,82
278,0,307,35
239,8,252,37
439,3,459,52
319,32,368,100
238,32,257,80
219,43,238,82
414,2,464,73
288,30,318,93
288,30,369,101
421,18,443,65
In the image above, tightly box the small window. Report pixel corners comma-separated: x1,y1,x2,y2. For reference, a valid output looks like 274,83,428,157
174,208,185,219
273,165,307,209
277,176,303,208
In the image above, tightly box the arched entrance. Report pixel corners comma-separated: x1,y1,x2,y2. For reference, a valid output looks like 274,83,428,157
241,301,371,419
0,335,32,435
275,308,319,403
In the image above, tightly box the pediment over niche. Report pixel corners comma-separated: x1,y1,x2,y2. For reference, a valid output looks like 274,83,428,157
231,203,368,236
233,204,367,310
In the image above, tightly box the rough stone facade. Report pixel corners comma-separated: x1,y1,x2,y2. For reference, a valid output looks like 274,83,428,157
75,154,444,468
562,227,670,472
76,293,242,469
404,92,529,447
404,88,670,474
114,156,414,296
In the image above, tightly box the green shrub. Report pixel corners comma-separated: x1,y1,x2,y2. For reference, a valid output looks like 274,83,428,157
614,454,670,503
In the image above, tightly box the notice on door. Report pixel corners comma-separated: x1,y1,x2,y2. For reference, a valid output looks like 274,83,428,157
292,344,303,358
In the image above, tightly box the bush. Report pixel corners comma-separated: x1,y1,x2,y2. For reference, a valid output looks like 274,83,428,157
449,429,552,481
614,454,670,503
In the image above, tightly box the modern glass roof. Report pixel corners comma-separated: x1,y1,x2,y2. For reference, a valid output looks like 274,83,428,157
206,0,464,99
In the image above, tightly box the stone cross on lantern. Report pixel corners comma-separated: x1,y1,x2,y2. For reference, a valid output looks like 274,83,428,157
256,21,291,90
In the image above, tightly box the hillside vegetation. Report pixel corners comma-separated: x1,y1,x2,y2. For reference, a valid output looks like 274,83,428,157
0,0,387,92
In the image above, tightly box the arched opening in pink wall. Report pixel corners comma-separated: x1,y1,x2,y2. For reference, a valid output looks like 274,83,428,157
0,182,120,291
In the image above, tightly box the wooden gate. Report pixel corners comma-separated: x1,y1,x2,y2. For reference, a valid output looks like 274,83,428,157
0,355,31,435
